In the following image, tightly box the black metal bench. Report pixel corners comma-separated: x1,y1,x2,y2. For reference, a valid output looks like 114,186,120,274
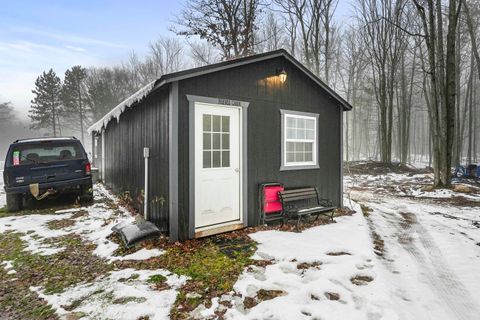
278,187,335,231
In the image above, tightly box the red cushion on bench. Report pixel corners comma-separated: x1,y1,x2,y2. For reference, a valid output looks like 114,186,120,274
263,185,284,214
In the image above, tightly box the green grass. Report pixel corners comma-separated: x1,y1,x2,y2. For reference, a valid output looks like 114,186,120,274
161,239,257,319
0,232,113,295
147,274,167,284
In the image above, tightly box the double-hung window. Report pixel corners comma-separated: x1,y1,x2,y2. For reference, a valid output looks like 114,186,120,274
281,110,319,170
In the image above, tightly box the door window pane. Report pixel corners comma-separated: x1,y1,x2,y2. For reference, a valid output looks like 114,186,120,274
222,151,230,167
221,116,230,132
203,133,211,150
212,150,221,167
203,115,212,131
203,151,211,168
222,133,230,149
212,133,221,149
212,115,221,132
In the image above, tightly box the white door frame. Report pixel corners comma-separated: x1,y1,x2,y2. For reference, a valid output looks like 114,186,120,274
187,95,249,238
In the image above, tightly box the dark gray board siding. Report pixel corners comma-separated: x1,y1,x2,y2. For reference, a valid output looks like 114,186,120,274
176,56,342,240
101,87,170,230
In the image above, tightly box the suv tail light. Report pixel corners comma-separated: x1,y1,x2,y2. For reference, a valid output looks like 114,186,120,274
85,162,91,175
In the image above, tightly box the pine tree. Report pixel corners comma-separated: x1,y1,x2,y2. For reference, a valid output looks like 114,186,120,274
62,66,90,143
0,101,14,123
87,79,116,121
29,69,63,136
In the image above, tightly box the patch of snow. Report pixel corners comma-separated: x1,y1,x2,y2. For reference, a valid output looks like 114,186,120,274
119,248,164,261
2,260,17,274
32,268,188,320
88,81,156,134
0,213,73,255
201,297,219,318
54,207,88,214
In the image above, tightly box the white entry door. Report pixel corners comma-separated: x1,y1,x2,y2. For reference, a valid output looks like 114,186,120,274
195,103,241,229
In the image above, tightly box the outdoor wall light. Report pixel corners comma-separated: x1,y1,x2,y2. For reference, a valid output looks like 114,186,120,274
278,68,287,83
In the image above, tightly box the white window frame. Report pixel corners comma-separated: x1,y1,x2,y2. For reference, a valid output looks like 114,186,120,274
280,109,319,171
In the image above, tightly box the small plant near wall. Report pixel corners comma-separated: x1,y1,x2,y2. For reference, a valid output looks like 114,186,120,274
151,195,165,206
117,191,139,214
137,190,165,207
137,189,145,206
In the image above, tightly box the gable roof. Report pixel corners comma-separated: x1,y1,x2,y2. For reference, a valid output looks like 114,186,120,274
89,49,352,133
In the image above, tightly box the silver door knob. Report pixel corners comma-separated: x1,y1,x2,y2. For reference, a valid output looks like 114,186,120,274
234,168,240,173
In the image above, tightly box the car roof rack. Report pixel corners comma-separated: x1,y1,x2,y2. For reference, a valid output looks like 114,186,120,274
13,136,78,143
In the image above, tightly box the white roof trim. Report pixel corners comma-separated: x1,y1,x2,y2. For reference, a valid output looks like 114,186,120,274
88,80,156,134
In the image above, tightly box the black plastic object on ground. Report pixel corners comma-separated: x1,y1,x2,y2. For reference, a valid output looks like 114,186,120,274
112,218,161,247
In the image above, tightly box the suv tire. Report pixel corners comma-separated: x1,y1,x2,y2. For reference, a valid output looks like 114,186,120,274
79,183,94,204
6,193,22,212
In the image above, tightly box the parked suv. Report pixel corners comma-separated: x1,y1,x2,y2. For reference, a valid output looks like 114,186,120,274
3,137,93,212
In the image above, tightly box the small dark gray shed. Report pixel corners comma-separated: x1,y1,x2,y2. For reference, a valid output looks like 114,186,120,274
89,49,352,241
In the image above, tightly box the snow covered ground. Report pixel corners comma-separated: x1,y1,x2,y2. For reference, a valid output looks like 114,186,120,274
346,173,480,320
217,173,480,319
223,203,399,320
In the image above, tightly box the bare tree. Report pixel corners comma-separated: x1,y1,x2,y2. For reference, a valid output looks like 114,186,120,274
356,0,408,163
411,0,462,186
173,0,263,59
258,11,286,52
188,41,220,67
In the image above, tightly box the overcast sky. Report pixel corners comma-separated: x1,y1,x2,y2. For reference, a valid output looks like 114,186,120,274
0,0,353,120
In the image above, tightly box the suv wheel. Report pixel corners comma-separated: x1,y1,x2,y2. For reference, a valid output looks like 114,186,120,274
6,193,22,212
79,183,94,204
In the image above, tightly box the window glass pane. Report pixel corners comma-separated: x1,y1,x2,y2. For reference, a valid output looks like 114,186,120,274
305,142,313,152
222,133,230,149
295,152,304,162
203,115,212,131
306,129,315,140
212,115,221,132
294,142,303,152
287,117,295,128
221,116,230,133
203,133,211,150
306,119,315,130
222,151,230,167
297,129,306,139
203,151,211,168
212,133,221,149
287,128,296,139
212,151,221,167
286,152,295,163
297,118,305,129
286,142,295,152
305,151,313,162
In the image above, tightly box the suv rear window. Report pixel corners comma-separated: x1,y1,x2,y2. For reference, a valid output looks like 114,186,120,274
10,141,85,166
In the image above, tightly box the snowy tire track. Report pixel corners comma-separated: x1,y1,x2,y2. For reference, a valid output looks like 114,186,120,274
360,198,480,320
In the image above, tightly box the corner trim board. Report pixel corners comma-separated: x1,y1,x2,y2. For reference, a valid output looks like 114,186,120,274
168,81,179,242
340,109,344,208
